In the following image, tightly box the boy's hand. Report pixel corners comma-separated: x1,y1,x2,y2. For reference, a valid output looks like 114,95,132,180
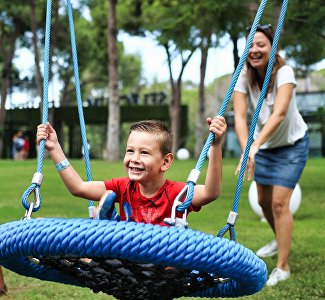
36,122,58,151
207,116,227,145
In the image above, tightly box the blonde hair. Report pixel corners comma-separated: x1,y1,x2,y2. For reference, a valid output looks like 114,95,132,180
129,120,173,155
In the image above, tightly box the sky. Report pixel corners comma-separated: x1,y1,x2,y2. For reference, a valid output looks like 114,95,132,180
119,32,243,84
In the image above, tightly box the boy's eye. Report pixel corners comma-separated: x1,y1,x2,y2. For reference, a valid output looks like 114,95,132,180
141,151,149,155
126,149,133,153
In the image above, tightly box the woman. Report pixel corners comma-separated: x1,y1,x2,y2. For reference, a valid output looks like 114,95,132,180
233,24,309,286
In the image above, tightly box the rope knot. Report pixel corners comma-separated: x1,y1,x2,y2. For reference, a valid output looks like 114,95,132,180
21,172,43,214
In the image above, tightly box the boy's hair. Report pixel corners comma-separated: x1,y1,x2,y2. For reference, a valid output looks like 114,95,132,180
129,120,173,155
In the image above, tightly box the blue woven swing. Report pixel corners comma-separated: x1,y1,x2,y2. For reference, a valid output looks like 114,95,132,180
0,0,289,298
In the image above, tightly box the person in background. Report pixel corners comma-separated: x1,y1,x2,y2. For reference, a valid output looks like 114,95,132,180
233,24,309,286
22,135,30,159
0,266,7,297
36,118,227,226
12,131,25,160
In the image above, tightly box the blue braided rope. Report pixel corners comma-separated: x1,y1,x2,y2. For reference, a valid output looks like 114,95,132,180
66,0,94,208
22,0,52,212
0,218,267,297
177,0,269,212
218,0,289,239
22,0,95,212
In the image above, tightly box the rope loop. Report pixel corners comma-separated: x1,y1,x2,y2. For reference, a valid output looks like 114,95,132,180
177,181,195,212
217,224,236,241
21,183,42,213
164,184,189,228
22,172,44,212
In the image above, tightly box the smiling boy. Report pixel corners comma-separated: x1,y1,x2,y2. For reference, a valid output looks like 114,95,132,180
36,117,226,225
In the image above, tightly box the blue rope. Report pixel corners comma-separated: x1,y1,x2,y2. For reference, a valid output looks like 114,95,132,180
22,0,95,213
22,0,52,212
217,0,289,239
177,0,269,212
66,0,94,208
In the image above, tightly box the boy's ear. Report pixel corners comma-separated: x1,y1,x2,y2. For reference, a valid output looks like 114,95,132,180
161,153,174,171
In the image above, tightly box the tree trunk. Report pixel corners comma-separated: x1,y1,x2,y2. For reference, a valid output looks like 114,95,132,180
0,23,20,156
194,37,210,159
107,0,120,161
169,81,182,153
164,43,196,153
231,35,239,71
30,0,44,103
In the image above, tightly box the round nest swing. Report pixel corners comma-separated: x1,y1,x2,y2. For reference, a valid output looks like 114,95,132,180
0,218,267,299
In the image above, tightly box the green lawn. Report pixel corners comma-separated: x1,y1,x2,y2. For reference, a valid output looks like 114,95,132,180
0,158,324,299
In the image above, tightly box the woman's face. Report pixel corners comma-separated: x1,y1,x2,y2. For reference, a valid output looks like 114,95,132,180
248,31,272,71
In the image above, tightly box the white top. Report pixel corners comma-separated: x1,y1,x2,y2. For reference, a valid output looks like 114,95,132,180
234,65,308,149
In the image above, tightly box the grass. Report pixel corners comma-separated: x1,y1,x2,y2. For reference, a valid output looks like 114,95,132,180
0,158,324,299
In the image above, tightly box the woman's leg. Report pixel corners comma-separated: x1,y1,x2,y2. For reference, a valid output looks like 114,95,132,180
257,184,275,233
272,185,294,271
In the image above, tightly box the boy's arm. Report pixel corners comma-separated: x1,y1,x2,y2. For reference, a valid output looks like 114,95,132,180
192,116,226,207
37,123,106,201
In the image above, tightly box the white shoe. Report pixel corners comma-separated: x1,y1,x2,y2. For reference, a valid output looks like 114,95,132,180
256,240,278,257
266,268,290,286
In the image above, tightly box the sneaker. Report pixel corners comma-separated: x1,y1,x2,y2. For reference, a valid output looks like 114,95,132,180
256,239,278,257
95,191,118,220
266,268,290,286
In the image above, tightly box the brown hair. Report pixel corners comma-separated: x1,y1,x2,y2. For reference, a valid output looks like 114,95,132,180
129,120,173,155
246,26,285,94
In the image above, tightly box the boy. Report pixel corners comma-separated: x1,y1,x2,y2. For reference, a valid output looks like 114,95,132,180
36,117,226,225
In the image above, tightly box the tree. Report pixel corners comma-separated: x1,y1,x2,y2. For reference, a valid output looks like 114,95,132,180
29,0,44,103
190,1,229,158
0,1,30,156
107,0,120,161
138,0,200,152
281,0,325,80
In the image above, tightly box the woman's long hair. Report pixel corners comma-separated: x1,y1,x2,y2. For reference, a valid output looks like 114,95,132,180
246,26,285,94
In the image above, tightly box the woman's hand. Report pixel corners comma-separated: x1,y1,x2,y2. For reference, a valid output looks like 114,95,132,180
207,116,227,145
36,122,58,151
235,142,260,180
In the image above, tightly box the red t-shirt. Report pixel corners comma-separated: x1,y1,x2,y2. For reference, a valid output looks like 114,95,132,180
104,178,200,226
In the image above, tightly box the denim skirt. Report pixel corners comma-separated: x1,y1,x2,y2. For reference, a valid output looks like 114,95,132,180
254,132,309,189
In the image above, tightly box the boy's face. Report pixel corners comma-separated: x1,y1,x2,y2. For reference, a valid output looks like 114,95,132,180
124,131,172,184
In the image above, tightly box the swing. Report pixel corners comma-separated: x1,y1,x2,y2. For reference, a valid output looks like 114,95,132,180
0,0,289,298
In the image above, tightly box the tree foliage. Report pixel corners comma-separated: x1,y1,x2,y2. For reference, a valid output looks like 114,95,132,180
1,0,325,158
281,0,325,73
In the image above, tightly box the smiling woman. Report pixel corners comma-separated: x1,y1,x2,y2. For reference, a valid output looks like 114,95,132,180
233,24,309,287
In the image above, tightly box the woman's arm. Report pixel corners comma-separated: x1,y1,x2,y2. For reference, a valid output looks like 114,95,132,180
233,91,249,151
